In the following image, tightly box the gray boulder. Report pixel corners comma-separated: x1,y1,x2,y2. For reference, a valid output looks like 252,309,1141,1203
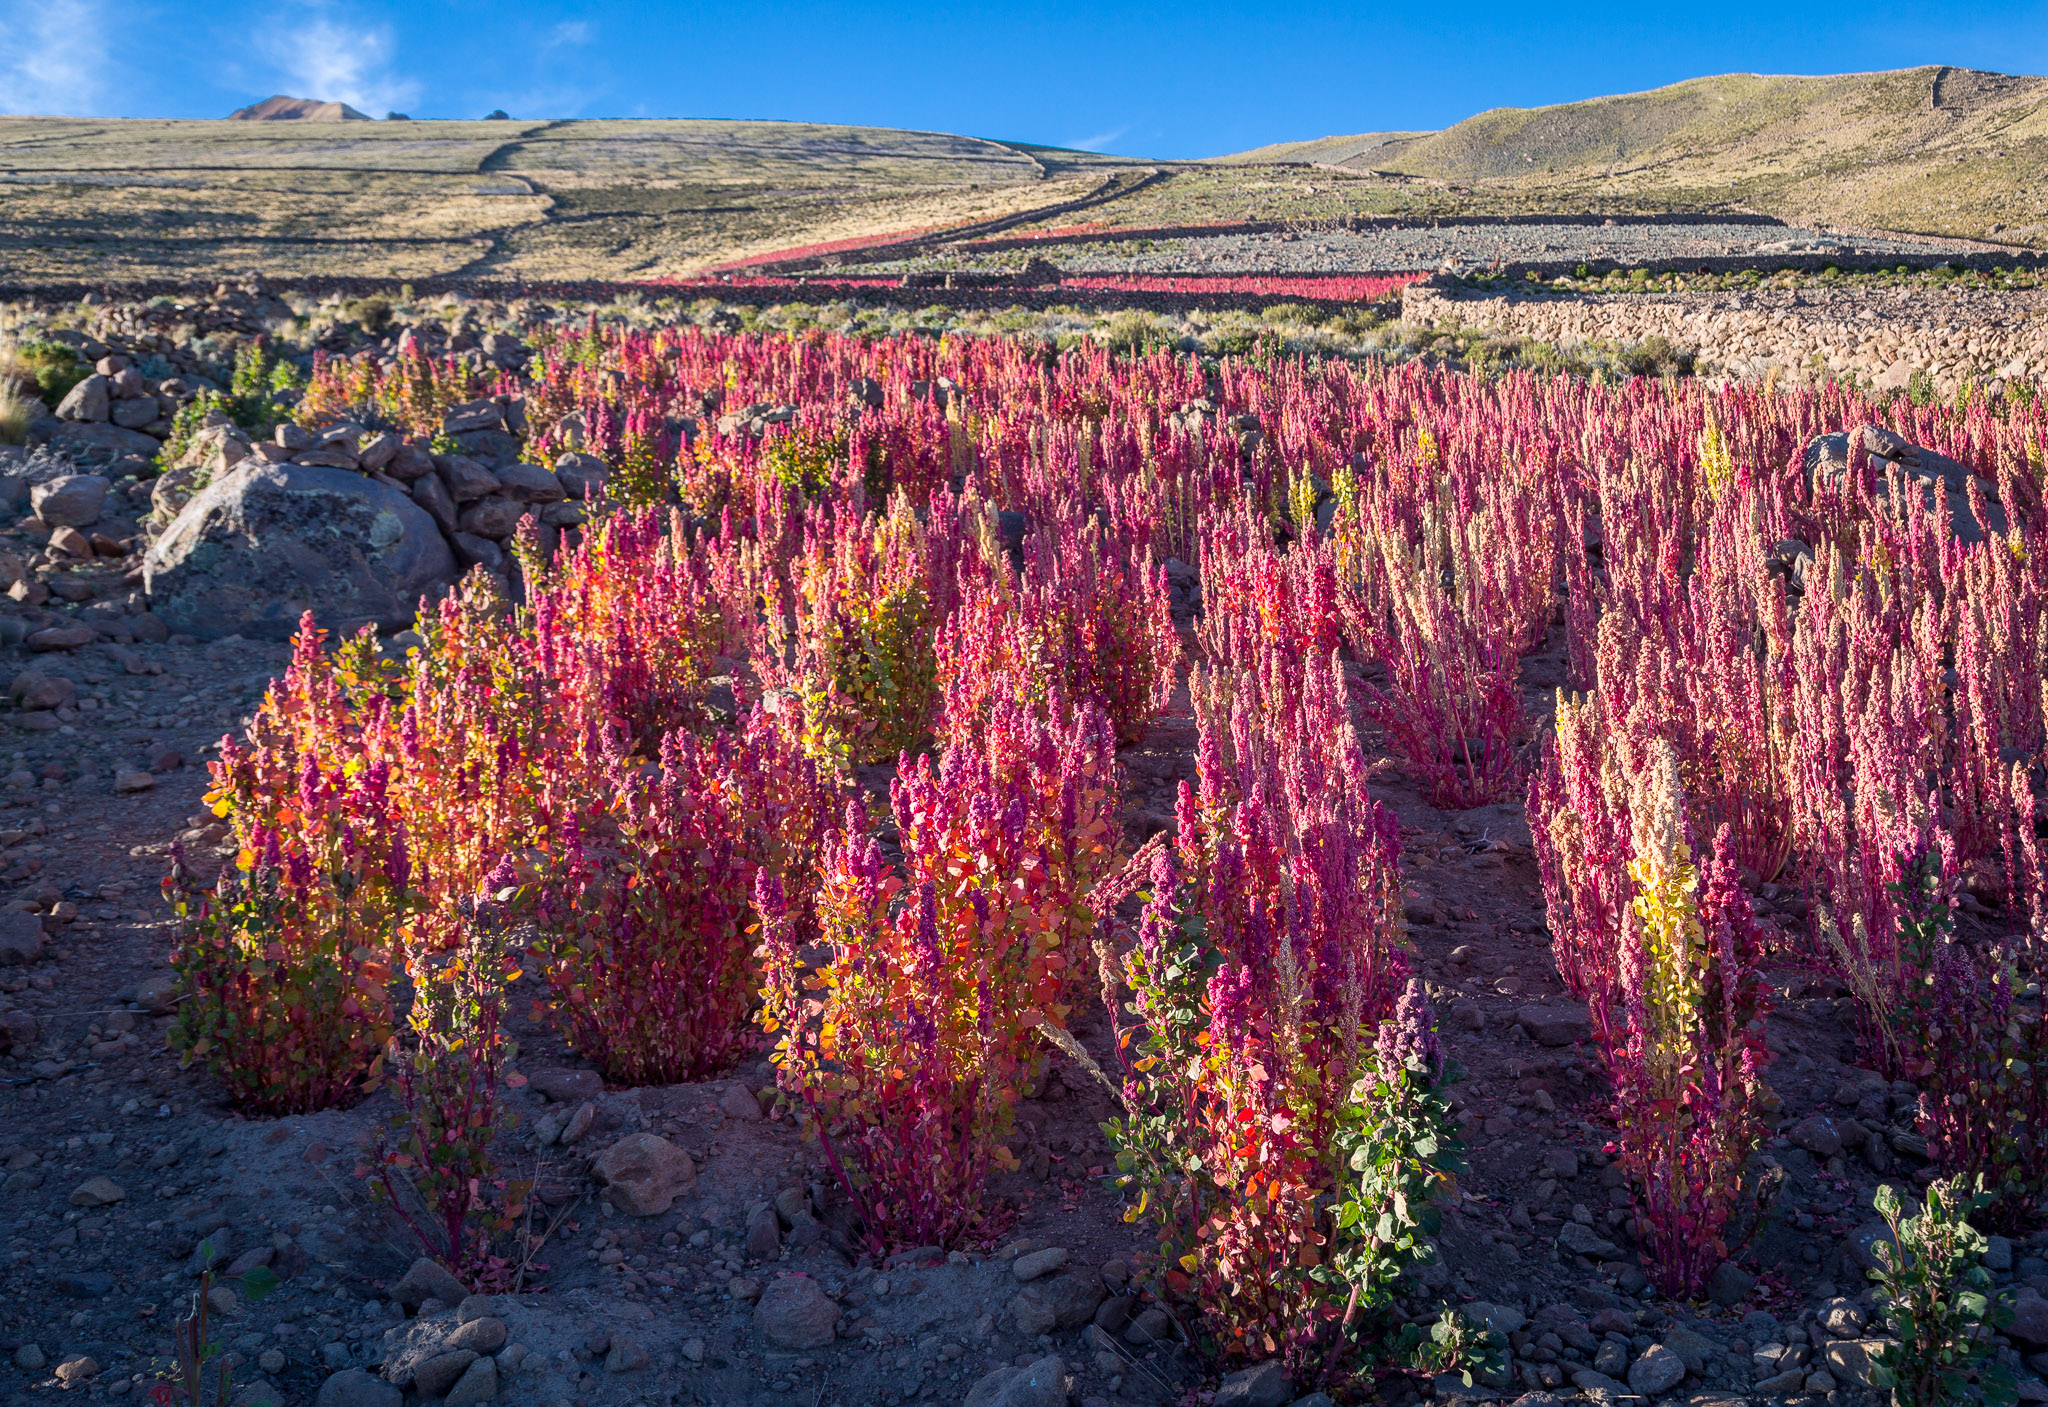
31,474,109,527
437,456,502,503
315,1370,399,1407
0,911,45,966
1627,1344,1686,1397
411,471,459,535
752,1276,839,1349
590,1133,696,1216
1214,1360,1292,1407
965,1355,1068,1407
1010,1271,1105,1336
457,495,525,540
144,461,455,642
495,462,565,503
55,375,109,422
45,422,160,466
553,452,608,501
1805,426,2007,544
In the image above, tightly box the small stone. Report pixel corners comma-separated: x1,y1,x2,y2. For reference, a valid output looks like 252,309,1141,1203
448,1317,507,1354
680,1338,704,1363
440,1356,499,1406
746,1201,782,1260
1818,1298,1866,1339
1555,1221,1623,1261
14,1344,46,1370
1627,1343,1686,1397
1789,1115,1842,1158
1571,1369,1628,1403
1708,1260,1755,1307
1539,1148,1579,1179
1516,1004,1591,1047
410,1351,478,1397
69,1174,125,1206
1013,1247,1070,1282
1214,1358,1292,1407
728,1276,761,1302
753,1275,840,1350
1659,1326,1715,1376
391,1257,470,1313
1466,1301,1527,1337
2010,1291,2048,1351
316,1369,401,1407
27,625,95,651
1124,1306,1173,1346
258,1350,288,1374
206,1284,238,1314
1753,1368,1807,1395
603,1336,649,1374
1437,1373,1502,1402
1012,1271,1106,1337
1987,1236,2015,1273
494,463,566,504
115,769,156,793
0,911,45,965
558,1101,595,1145
33,474,111,527
720,1081,763,1119
11,671,75,710
1804,1371,1838,1394
964,1354,1069,1407
591,1133,697,1216
455,1295,498,1324
1822,1340,1886,1389
54,1356,100,1384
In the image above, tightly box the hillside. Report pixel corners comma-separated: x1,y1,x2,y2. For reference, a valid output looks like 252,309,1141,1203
1211,68,2048,247
0,116,1146,287
5,69,2045,293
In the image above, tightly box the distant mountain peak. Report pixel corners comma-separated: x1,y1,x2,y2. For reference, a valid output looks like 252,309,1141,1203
226,95,372,122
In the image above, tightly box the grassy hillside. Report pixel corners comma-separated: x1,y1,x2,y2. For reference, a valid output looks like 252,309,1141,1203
0,116,1145,286
5,69,2043,291
1210,68,2048,247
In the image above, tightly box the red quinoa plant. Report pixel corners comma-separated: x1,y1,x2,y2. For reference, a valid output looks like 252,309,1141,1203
535,706,847,1086
369,857,527,1286
1100,635,1429,1370
761,668,1122,1251
167,619,407,1114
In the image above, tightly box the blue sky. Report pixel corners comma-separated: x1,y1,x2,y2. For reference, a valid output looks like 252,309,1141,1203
2,0,2046,158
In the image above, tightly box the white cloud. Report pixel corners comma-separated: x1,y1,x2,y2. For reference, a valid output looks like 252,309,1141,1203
256,7,419,116
0,0,110,115
546,20,591,47
1065,126,1129,154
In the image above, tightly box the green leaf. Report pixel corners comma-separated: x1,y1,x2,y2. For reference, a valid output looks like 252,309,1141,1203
240,1265,280,1302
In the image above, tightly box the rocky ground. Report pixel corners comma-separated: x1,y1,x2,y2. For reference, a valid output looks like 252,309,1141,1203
0,575,2042,1407
866,223,1980,279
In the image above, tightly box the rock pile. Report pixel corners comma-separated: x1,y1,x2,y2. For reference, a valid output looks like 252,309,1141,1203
29,353,197,474
132,392,611,637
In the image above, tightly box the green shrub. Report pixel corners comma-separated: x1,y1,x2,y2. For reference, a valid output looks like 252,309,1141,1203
761,423,845,499
1866,1177,2018,1407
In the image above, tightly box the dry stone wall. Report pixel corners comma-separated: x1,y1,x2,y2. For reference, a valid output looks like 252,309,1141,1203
1404,282,2048,395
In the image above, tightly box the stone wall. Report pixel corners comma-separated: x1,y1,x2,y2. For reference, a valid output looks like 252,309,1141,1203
1403,282,2048,395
